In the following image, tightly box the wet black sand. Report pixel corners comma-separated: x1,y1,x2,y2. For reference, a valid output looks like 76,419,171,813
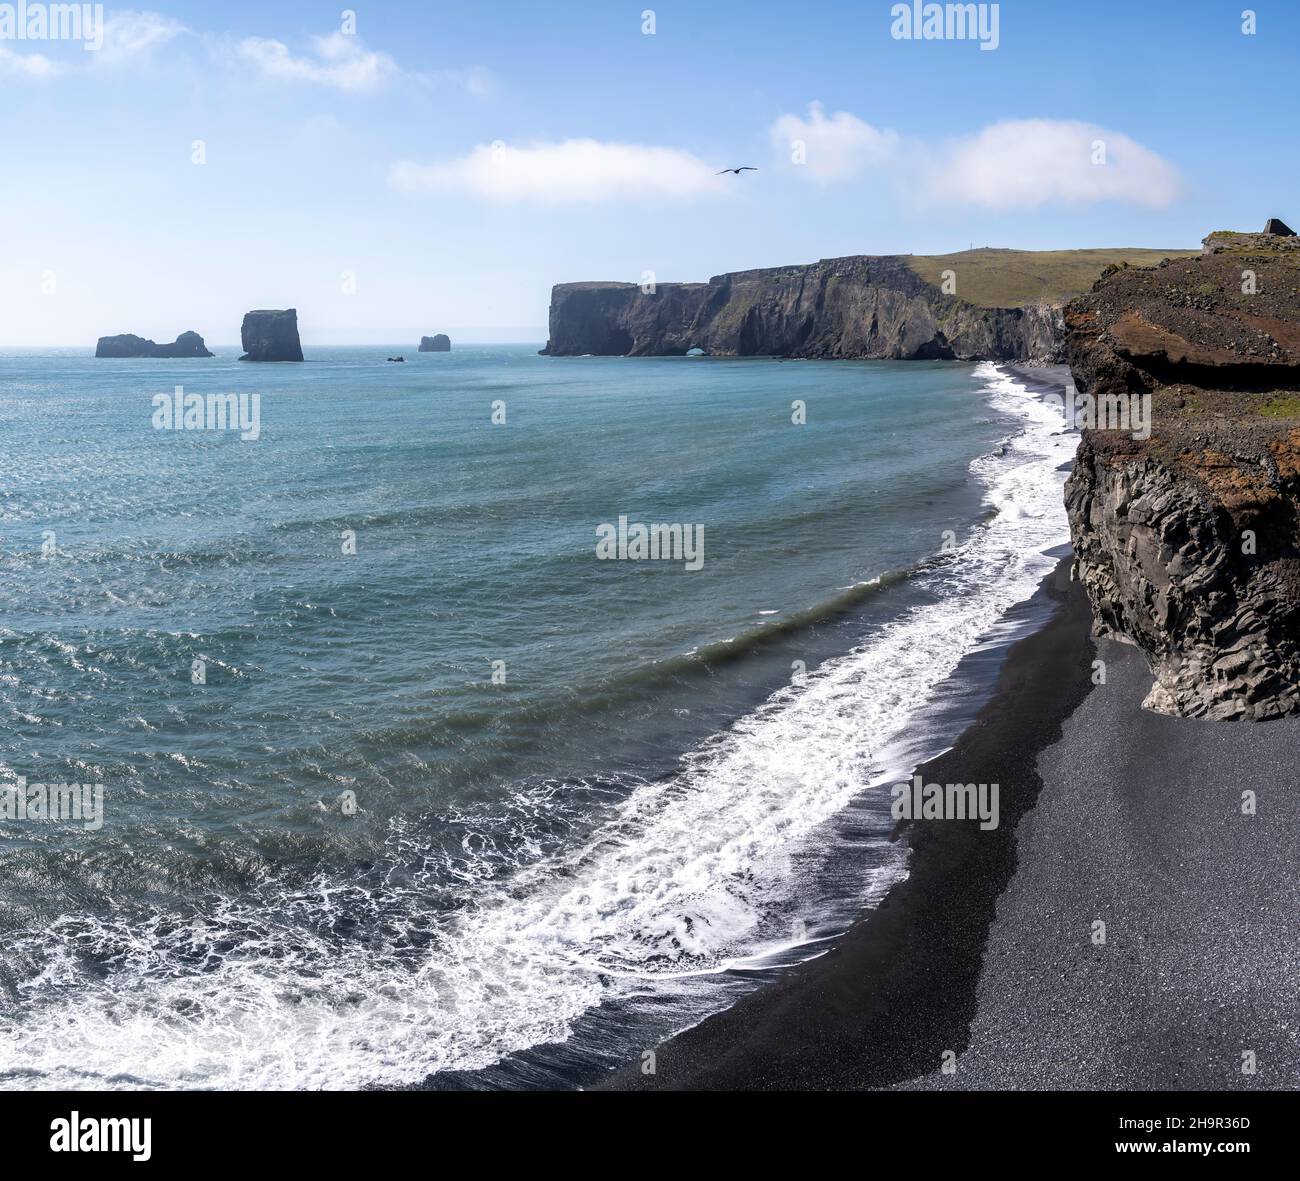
600,556,1097,1090
600,359,1300,1093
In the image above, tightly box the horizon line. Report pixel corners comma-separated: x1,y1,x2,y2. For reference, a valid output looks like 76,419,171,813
0,340,550,350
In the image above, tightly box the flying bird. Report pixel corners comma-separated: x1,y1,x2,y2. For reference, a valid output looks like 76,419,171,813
716,166,758,175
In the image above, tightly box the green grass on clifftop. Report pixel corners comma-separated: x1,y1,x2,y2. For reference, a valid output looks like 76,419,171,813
906,248,1198,308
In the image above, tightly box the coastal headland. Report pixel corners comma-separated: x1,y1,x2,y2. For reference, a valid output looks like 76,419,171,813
599,223,1300,1090
541,247,1193,362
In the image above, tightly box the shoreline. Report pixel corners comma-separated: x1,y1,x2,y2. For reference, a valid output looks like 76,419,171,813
585,362,1087,1091
598,556,1095,1089
422,360,1084,1092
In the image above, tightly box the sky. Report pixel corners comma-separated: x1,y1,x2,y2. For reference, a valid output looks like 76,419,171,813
1,0,1296,345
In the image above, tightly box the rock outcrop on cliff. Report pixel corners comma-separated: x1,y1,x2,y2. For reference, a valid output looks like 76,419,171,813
419,334,451,352
240,309,304,362
96,331,213,358
541,256,1067,362
1065,222,1300,719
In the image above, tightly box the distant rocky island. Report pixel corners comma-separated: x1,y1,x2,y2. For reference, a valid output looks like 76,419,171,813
95,331,213,358
240,309,303,362
1066,219,1300,719
540,248,1195,363
419,334,451,352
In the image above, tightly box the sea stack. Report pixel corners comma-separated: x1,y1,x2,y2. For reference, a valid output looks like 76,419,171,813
240,309,304,362
95,331,214,358
419,334,451,352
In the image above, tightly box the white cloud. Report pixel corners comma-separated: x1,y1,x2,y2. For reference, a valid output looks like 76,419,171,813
0,16,483,96
0,10,184,78
933,119,1182,210
770,102,899,182
95,10,187,65
391,139,727,204
771,107,1182,211
0,43,61,79
237,32,400,92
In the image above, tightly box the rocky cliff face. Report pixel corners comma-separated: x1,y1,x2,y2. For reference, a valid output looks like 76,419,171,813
240,309,303,362
419,334,451,352
96,331,213,358
541,256,1065,362
1065,223,1300,719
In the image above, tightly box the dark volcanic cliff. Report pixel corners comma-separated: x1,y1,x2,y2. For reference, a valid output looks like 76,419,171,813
240,309,304,362
419,334,451,352
1065,223,1300,719
96,331,213,358
540,255,1066,362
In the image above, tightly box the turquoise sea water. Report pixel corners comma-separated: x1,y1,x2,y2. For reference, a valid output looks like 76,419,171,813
0,345,1073,1088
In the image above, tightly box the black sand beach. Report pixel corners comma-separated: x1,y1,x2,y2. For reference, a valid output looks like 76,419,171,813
905,636,1300,1091
601,555,1099,1090
603,554,1300,1091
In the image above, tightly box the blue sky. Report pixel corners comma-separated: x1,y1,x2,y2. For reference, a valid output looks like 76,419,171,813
1,0,1295,344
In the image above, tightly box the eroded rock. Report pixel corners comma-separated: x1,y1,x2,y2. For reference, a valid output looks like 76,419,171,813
240,309,303,362
96,331,213,358
539,256,1066,362
1065,227,1300,719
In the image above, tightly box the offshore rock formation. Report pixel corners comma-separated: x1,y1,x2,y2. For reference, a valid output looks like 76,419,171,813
239,309,304,362
540,256,1066,362
419,334,451,352
96,331,213,358
1065,222,1300,719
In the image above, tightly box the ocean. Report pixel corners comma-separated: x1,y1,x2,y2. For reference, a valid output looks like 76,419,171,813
0,345,1074,1089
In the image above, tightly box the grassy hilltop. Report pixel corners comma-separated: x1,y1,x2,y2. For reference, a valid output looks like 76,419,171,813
906,247,1199,308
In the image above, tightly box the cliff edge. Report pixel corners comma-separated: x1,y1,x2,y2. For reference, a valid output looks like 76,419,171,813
540,249,1190,363
1065,221,1300,719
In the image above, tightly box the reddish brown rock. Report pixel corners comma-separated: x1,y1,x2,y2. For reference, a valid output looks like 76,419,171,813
1065,228,1300,719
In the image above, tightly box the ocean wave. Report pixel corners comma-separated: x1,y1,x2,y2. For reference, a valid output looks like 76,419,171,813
0,363,1077,1090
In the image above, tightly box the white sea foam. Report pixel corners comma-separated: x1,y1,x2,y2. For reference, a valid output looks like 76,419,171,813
0,364,1076,1090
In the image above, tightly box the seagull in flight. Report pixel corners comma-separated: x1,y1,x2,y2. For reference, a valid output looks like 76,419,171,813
716,166,758,175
